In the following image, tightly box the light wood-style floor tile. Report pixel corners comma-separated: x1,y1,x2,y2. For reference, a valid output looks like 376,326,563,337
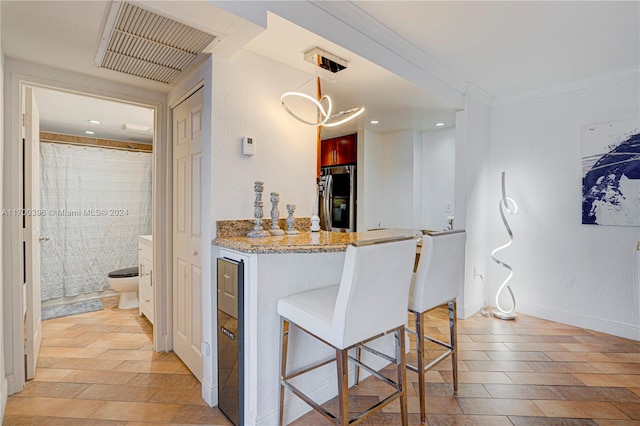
89,401,182,422
5,396,107,418
5,300,640,425
506,372,586,386
533,400,630,420
76,384,159,402
456,397,545,416
31,368,75,382
573,374,640,388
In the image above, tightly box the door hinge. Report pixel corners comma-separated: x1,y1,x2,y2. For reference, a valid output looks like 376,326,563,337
22,113,27,128
21,228,27,242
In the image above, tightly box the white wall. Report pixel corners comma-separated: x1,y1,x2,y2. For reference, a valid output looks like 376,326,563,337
456,96,492,318
358,130,384,230
0,7,7,418
211,50,317,225
421,127,456,231
360,128,458,233
380,130,416,228
489,75,640,339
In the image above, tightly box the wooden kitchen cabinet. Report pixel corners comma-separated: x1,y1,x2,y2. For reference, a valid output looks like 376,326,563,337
320,133,357,166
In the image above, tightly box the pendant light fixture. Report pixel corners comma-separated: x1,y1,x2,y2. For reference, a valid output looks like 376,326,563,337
280,47,364,128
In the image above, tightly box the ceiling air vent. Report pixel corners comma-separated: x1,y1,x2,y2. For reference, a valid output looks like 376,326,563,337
95,2,219,84
303,47,348,74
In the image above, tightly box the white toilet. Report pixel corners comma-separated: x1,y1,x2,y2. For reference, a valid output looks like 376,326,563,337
107,266,139,309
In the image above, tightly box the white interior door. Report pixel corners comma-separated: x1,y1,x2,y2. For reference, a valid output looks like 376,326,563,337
24,86,42,380
172,87,204,380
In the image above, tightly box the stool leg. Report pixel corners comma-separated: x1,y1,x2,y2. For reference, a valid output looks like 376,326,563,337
354,346,362,385
336,347,350,425
415,311,426,424
449,300,458,394
279,318,289,426
395,326,408,426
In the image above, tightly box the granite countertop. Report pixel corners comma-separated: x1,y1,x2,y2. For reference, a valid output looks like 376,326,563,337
212,228,421,254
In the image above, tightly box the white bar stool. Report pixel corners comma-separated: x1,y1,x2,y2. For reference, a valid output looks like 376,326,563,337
277,235,417,425
407,230,466,424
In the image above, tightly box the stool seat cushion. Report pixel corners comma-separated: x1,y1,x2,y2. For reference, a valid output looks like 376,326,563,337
277,285,339,346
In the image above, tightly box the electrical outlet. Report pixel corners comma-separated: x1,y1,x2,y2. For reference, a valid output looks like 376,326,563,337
474,267,482,279
445,202,452,214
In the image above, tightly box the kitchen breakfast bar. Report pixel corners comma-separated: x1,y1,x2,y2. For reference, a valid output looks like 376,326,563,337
212,228,419,425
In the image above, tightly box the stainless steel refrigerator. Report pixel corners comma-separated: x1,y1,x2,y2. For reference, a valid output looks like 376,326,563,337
319,164,356,232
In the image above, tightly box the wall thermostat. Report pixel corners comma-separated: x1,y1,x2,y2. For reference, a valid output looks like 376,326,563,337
242,136,255,156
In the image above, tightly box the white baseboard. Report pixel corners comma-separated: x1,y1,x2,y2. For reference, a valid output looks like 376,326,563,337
518,303,640,341
459,299,483,320
5,373,15,396
201,377,216,407
1,375,8,421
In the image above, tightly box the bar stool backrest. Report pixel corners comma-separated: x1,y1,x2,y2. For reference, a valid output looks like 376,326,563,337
332,238,416,349
410,230,466,313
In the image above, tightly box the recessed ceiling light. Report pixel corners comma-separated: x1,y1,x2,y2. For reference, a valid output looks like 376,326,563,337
122,123,151,133
435,122,445,127
88,120,101,124
84,130,95,135
370,120,379,124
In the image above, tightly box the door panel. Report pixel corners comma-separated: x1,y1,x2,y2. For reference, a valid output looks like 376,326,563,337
173,87,204,381
24,87,42,380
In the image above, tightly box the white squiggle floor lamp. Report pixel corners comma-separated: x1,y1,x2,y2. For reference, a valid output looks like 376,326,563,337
491,171,518,320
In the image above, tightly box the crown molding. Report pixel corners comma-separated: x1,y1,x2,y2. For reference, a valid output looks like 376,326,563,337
493,66,640,107
465,82,495,107
309,1,468,103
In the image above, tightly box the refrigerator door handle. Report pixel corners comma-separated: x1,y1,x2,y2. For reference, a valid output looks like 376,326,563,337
323,174,333,230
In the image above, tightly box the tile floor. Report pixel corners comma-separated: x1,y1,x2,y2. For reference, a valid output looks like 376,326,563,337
291,307,640,425
3,298,639,425
3,297,232,425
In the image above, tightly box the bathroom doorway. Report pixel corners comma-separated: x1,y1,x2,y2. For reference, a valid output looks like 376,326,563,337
35,87,154,308
24,84,157,379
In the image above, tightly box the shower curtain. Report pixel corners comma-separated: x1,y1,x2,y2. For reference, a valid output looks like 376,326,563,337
39,142,152,301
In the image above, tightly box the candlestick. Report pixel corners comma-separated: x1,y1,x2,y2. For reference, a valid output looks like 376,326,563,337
269,192,285,236
285,204,300,235
247,181,270,238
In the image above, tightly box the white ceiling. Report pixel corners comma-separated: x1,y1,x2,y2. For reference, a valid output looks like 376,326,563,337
354,1,639,98
243,13,459,137
32,88,154,144
2,1,638,140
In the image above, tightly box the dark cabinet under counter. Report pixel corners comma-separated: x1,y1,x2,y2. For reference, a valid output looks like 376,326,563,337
217,257,244,426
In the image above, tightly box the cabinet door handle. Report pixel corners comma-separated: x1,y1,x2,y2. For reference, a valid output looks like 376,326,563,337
150,270,153,286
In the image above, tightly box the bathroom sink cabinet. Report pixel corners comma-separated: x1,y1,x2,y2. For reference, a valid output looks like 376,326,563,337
138,235,154,324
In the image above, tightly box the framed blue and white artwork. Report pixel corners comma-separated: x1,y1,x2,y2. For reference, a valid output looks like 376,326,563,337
582,118,640,226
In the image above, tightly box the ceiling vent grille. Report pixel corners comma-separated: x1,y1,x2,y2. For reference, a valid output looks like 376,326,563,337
95,2,218,84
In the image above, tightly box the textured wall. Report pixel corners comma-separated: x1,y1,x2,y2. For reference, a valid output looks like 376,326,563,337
381,130,415,228
211,50,317,225
489,76,640,338
0,8,7,416
359,130,384,230
421,127,456,231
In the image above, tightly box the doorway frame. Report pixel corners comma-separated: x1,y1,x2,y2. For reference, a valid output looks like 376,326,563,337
3,63,170,395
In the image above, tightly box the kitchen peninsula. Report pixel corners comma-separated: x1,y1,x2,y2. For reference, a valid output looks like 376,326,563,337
212,225,419,425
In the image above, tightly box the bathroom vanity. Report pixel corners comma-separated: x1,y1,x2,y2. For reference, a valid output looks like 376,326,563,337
138,235,153,324
212,227,418,425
